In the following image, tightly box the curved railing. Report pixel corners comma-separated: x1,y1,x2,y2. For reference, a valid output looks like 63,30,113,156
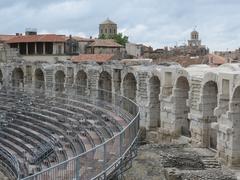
2,80,140,180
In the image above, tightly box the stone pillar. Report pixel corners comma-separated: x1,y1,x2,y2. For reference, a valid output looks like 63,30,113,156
26,43,28,55
136,72,148,128
34,42,37,54
43,42,46,55
88,68,100,103
45,68,54,96
112,69,121,94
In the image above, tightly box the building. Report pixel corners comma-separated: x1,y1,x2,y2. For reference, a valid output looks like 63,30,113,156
125,43,145,58
188,30,201,47
7,31,65,55
86,39,125,59
144,29,209,63
2,56,240,170
99,18,117,38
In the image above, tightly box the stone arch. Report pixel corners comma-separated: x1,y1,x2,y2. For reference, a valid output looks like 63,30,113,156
148,76,161,128
202,81,218,149
123,73,137,114
34,68,45,89
98,71,112,102
55,70,65,92
12,67,24,87
229,86,240,166
175,76,190,137
76,70,87,96
123,73,137,101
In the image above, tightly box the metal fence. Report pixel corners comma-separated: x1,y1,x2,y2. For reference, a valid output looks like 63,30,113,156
5,80,140,180
0,147,19,179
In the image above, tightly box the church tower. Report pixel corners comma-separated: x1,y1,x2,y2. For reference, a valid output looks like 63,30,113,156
188,29,201,47
99,18,117,38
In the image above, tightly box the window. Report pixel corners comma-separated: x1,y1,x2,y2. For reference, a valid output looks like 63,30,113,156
105,29,107,33
110,29,112,33
101,29,103,33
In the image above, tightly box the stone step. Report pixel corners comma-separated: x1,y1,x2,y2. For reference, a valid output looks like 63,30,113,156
201,157,221,169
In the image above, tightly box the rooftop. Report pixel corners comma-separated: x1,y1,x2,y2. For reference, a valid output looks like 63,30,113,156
7,34,66,43
100,18,117,25
71,54,115,63
0,35,16,42
89,39,122,47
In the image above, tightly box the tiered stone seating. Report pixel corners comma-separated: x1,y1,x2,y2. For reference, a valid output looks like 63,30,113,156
0,87,128,179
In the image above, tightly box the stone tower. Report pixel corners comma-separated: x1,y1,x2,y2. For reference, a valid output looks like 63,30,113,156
99,18,117,38
188,29,201,47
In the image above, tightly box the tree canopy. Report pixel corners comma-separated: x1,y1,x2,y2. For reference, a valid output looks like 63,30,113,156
99,33,129,46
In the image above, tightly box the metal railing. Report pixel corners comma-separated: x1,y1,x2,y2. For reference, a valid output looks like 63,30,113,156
0,147,20,179
3,79,140,180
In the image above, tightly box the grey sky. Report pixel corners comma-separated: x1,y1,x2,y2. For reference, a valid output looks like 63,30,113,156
0,0,239,51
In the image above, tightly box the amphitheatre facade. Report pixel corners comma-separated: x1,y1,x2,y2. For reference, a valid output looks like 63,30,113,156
0,58,240,179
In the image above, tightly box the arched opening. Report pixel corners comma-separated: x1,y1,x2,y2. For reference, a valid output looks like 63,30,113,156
12,68,24,87
149,76,161,128
123,73,137,114
202,81,218,150
175,76,190,137
34,68,44,89
55,70,65,92
76,70,87,96
230,86,240,165
98,71,112,102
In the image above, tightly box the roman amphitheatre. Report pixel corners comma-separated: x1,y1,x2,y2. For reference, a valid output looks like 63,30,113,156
0,56,238,179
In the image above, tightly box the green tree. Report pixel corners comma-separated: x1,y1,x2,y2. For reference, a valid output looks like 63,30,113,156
113,33,128,46
99,34,106,39
99,33,128,46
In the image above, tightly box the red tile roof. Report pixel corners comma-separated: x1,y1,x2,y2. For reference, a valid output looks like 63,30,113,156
72,36,94,42
208,54,226,65
0,35,16,42
7,34,66,43
71,54,115,63
89,39,122,47
65,36,94,42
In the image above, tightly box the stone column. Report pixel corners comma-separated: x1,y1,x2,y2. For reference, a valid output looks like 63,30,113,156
88,68,100,104
26,43,28,55
136,72,148,128
34,42,37,54
43,42,46,55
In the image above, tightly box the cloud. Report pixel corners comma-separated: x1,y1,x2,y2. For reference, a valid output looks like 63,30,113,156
0,0,240,51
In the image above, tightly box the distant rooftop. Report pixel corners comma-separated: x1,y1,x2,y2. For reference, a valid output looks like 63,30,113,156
71,54,115,63
89,39,122,47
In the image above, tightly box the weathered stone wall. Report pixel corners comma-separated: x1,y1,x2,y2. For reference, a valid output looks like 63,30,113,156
1,60,240,167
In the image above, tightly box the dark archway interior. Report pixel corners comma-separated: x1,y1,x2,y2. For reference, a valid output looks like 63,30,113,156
149,76,161,128
12,68,24,87
202,81,218,149
55,70,65,92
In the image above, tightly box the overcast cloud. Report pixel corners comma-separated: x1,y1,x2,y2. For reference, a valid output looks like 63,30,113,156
0,0,239,51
